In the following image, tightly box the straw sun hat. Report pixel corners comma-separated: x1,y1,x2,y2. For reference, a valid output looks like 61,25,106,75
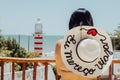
61,26,113,78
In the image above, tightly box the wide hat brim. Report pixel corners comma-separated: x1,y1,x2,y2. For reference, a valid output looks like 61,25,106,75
61,26,113,78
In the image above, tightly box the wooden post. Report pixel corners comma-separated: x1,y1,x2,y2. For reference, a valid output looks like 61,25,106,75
44,63,48,80
1,62,4,80
22,63,26,80
55,74,58,80
55,69,59,80
12,62,15,80
97,76,101,80
33,62,37,80
109,64,113,80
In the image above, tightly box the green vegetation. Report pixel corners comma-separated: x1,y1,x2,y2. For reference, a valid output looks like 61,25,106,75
111,26,120,50
0,35,39,71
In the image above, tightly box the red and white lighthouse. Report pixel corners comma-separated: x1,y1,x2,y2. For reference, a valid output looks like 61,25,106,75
34,18,43,56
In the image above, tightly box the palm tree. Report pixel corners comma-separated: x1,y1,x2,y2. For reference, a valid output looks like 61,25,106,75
112,25,120,50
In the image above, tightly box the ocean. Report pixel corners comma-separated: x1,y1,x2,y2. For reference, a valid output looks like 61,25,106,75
2,34,120,59
3,34,63,56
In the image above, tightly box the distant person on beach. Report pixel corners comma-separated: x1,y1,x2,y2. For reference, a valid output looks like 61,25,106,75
55,8,96,80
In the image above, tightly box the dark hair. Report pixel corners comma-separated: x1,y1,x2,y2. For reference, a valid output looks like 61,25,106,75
69,8,94,30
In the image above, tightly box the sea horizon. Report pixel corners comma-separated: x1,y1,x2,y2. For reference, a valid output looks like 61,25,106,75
2,34,63,55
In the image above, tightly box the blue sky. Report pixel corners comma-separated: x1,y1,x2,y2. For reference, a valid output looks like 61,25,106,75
0,0,120,35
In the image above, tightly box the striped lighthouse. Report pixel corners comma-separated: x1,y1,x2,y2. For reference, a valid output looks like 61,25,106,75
34,18,43,56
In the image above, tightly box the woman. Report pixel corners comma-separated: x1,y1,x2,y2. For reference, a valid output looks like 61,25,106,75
55,8,96,80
